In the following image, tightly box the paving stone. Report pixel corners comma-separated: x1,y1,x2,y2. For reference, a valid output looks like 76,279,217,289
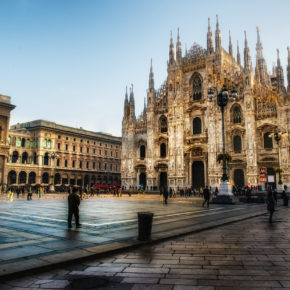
121,277,159,284
160,278,197,285
39,279,70,288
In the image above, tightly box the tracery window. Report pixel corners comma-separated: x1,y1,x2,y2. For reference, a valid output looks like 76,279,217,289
159,116,168,133
233,106,242,124
193,117,202,134
264,132,273,149
192,75,202,100
233,135,242,153
160,143,166,158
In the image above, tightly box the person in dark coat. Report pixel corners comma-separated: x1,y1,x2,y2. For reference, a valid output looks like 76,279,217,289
202,186,210,208
68,188,81,229
163,186,168,204
266,189,275,223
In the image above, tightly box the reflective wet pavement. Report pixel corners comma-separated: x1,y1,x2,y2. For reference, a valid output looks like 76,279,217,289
0,194,279,287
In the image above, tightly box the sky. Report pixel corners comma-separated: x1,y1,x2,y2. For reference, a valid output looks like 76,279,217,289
0,0,289,137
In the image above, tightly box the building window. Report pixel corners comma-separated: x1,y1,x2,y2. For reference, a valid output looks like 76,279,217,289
233,106,242,124
93,162,95,169
73,138,76,141
80,139,83,143
193,117,202,134
192,74,202,100
99,162,102,170
160,143,166,158
73,145,75,152
80,147,82,153
57,159,60,166
33,152,37,164
43,139,47,148
79,161,82,168
22,152,28,164
110,151,112,157
233,135,242,153
43,153,49,166
116,152,118,158
65,144,68,151
159,116,168,133
105,150,107,156
72,160,75,168
93,149,96,154
140,145,146,159
66,137,68,140
87,147,89,153
12,151,18,163
104,163,107,170
99,150,102,155
87,140,89,144
115,164,118,171
86,162,89,169
264,132,273,149
65,160,68,167
110,164,112,171
58,135,61,139
58,143,61,150
21,138,26,147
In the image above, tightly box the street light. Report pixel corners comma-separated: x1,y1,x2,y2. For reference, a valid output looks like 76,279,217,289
269,129,288,189
208,85,237,182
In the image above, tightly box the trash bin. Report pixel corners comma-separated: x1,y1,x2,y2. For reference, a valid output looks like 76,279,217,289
137,212,154,241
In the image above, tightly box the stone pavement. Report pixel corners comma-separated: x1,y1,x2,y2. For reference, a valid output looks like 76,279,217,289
1,204,289,289
0,194,281,282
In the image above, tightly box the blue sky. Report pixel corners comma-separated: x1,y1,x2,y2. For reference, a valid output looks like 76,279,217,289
0,0,289,136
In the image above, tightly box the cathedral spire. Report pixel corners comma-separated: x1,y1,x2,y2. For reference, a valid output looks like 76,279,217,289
287,46,290,92
255,58,260,84
228,30,233,57
244,31,252,73
124,86,129,117
129,84,136,121
237,40,241,65
215,15,221,52
256,26,263,59
176,28,182,61
255,27,267,84
149,58,154,92
276,49,285,91
207,17,214,53
143,97,147,115
169,30,175,65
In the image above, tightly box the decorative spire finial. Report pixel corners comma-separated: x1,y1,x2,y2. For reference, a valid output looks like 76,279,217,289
237,40,241,65
215,15,221,52
207,17,214,53
228,30,233,57
149,58,154,91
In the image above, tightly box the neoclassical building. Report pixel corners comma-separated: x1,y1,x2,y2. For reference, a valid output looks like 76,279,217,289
6,120,121,187
122,17,290,191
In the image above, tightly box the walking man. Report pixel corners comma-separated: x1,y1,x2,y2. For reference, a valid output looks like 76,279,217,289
68,188,82,229
202,186,210,208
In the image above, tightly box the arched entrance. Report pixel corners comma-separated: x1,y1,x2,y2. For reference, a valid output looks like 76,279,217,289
28,172,36,184
159,172,167,190
42,173,49,184
18,171,27,184
54,173,61,185
139,173,146,190
192,161,205,190
7,171,17,185
234,169,244,187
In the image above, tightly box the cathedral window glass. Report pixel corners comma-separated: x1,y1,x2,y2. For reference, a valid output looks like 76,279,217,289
233,106,242,124
193,117,202,134
159,116,168,133
140,145,146,159
192,75,202,100
160,143,166,158
264,132,273,149
233,135,242,153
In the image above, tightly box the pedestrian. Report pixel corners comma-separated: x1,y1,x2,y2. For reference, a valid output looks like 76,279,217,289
68,188,82,229
266,189,275,223
202,186,210,208
163,186,168,204
281,190,288,206
214,187,219,196
160,187,163,202
273,189,278,205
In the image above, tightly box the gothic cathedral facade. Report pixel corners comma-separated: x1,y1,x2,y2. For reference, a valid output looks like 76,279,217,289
122,17,290,191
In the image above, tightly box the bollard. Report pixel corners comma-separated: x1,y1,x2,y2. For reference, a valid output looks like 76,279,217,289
137,212,154,241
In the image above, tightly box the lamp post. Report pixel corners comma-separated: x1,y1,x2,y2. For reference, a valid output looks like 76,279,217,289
208,85,238,200
270,129,287,191
49,152,57,192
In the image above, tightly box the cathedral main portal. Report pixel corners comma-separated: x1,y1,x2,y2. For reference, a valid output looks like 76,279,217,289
192,161,205,190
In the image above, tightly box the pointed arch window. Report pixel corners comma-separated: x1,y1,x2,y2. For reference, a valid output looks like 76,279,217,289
159,116,168,133
192,75,202,100
233,106,242,124
264,132,273,149
233,135,242,153
140,145,146,159
193,117,202,134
